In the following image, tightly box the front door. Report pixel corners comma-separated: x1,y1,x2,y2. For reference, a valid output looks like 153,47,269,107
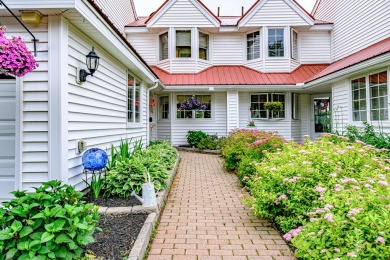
311,95,331,139
0,79,17,201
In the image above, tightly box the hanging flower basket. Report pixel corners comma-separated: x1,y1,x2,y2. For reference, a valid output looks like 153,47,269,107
179,95,208,111
0,26,38,77
264,101,283,112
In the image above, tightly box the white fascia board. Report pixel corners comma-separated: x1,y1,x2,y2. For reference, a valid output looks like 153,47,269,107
163,84,302,91
75,0,158,84
219,26,239,32
238,0,268,27
124,27,149,33
304,53,390,88
284,0,314,25
309,24,333,31
0,0,75,9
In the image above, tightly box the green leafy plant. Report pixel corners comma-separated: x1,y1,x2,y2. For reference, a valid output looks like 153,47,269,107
197,134,222,150
105,138,143,171
0,180,99,259
186,130,207,148
264,101,283,112
90,173,104,199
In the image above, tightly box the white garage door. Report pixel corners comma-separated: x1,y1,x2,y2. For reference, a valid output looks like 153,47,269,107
0,79,16,201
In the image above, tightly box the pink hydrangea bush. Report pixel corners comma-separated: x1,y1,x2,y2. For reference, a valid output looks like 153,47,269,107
0,26,38,77
243,134,389,259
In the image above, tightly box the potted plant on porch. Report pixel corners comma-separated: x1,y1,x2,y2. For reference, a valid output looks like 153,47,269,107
0,26,38,77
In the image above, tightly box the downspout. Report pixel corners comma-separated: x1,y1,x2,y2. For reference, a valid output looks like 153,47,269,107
146,80,160,146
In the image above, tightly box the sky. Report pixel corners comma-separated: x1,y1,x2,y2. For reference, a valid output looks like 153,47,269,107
133,0,317,17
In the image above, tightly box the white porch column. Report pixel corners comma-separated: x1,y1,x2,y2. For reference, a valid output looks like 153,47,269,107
226,90,239,133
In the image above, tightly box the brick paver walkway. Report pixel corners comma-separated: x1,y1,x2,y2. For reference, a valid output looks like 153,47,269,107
148,152,295,260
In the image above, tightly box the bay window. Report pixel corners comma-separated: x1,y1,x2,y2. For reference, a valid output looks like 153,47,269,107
199,32,209,60
176,95,211,119
159,32,169,61
128,74,141,123
250,93,286,119
176,30,191,58
268,28,284,57
247,31,260,60
352,71,388,121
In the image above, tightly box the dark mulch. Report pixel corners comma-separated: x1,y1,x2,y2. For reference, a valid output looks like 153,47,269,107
83,192,142,207
84,214,148,259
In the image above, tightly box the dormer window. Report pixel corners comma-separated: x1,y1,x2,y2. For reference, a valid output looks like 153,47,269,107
176,30,192,58
159,32,169,61
199,32,209,60
268,28,284,57
247,31,260,60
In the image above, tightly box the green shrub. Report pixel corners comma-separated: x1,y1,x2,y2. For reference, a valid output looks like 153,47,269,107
220,129,286,171
244,134,390,259
0,180,99,259
104,142,178,197
197,134,222,150
186,130,207,147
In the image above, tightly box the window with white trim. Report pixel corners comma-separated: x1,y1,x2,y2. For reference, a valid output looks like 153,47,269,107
292,93,299,119
199,32,209,60
352,71,388,121
176,95,211,119
176,30,191,58
159,32,168,61
160,96,169,120
247,31,260,60
291,29,298,60
127,74,141,123
268,28,284,57
250,93,286,119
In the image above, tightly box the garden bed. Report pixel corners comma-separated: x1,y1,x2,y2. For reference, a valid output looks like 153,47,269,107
84,213,148,260
84,192,141,207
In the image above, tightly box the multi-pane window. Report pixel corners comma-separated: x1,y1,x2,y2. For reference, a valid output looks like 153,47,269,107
291,30,298,60
268,29,284,57
176,95,211,119
159,32,168,61
199,32,209,60
127,74,141,123
352,77,367,121
176,30,191,58
160,96,169,120
247,31,260,60
370,71,388,120
352,71,388,121
250,93,286,119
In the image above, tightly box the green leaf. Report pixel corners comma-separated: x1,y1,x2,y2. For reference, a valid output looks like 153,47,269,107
11,220,23,232
31,213,45,219
19,226,33,238
55,246,67,258
55,233,73,244
29,240,41,251
41,232,55,243
17,253,31,260
47,252,55,259
5,248,18,260
0,229,14,240
38,246,51,255
17,241,29,251
30,232,43,240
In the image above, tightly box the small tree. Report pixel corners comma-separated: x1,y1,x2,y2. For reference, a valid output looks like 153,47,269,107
0,26,38,77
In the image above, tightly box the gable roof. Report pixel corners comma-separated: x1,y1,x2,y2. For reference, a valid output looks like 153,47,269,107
151,65,328,85
237,0,315,26
307,36,390,82
144,0,221,26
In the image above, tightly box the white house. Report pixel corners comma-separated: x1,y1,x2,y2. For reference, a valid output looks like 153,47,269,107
126,0,390,145
0,0,164,201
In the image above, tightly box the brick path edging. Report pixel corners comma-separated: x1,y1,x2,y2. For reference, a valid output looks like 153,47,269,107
128,155,181,260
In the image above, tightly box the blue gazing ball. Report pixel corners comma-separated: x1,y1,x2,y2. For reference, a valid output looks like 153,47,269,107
82,148,108,171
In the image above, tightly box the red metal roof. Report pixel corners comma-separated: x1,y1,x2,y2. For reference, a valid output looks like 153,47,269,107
128,17,148,27
151,65,329,86
307,36,390,82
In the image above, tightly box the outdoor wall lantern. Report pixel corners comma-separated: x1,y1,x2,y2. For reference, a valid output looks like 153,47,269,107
79,47,100,82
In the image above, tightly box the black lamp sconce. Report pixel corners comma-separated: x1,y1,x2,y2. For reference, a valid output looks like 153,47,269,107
79,47,100,82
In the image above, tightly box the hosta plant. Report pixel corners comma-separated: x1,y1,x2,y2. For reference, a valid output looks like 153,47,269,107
0,26,38,77
0,180,99,260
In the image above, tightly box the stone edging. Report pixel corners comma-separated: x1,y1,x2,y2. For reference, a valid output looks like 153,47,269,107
128,155,181,260
175,146,221,155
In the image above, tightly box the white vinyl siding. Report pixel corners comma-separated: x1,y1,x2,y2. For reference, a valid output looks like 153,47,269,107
299,31,331,64
212,33,244,65
95,0,137,33
332,80,350,134
153,0,216,27
171,92,227,145
245,0,310,26
127,33,158,65
68,25,147,190
227,91,239,131
314,0,390,62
